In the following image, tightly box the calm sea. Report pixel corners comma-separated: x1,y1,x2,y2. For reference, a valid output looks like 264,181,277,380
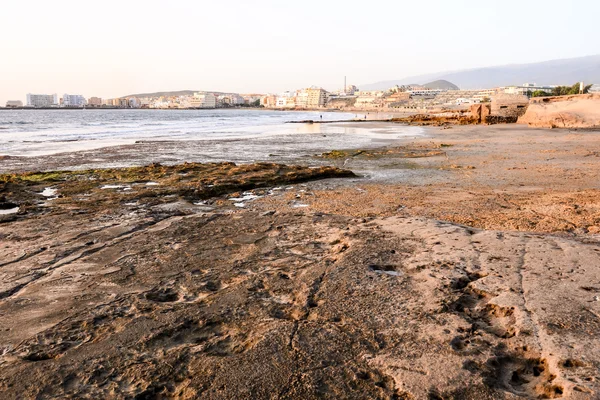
0,110,425,168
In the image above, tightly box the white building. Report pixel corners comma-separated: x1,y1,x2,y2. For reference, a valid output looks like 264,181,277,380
62,94,87,107
190,92,216,108
354,90,385,108
501,83,555,96
276,96,296,108
295,91,309,108
456,97,480,105
26,93,58,107
344,85,358,95
5,100,23,108
228,94,243,105
128,98,140,108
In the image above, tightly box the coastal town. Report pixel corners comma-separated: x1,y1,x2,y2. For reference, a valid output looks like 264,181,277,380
5,81,600,112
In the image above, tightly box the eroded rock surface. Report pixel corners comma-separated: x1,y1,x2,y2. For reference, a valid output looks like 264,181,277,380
1,202,599,398
519,94,600,129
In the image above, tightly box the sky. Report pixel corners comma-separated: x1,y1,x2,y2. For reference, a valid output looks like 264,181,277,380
1,0,599,104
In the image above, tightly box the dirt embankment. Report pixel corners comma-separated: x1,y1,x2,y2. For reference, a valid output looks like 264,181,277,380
519,94,600,128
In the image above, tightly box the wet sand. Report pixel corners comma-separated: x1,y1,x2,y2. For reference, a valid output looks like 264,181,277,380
1,124,600,399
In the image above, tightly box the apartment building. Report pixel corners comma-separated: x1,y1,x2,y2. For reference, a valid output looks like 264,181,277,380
260,95,277,108
88,97,103,107
26,93,58,107
295,91,309,108
354,90,385,108
306,87,328,107
62,94,87,107
190,92,216,108
276,96,296,108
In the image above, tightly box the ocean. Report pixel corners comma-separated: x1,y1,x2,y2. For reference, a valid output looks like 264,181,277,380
0,109,425,173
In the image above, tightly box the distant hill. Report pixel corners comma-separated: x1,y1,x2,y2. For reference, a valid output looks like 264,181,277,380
361,54,600,90
423,80,459,90
121,90,198,98
120,90,228,98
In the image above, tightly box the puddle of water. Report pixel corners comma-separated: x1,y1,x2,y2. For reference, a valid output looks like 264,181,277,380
101,184,131,190
374,270,403,277
101,184,128,189
229,194,260,202
145,182,159,186
41,187,57,197
0,207,19,215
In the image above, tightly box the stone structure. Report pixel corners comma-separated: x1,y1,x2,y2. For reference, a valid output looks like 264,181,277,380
491,94,529,118
470,103,491,123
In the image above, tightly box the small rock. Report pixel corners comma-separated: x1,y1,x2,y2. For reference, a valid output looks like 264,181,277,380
588,226,600,234
573,385,593,394
261,210,276,216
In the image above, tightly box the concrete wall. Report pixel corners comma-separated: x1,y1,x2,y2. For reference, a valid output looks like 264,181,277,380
491,94,529,118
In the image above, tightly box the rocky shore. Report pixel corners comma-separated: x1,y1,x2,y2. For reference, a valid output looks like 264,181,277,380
1,124,600,399
519,94,600,129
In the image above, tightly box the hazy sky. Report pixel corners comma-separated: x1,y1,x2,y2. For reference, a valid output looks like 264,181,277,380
1,0,599,103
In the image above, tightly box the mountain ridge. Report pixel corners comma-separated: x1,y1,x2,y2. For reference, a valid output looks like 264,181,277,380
360,54,600,90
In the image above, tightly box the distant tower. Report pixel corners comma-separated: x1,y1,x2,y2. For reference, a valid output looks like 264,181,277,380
344,76,347,94
580,81,584,94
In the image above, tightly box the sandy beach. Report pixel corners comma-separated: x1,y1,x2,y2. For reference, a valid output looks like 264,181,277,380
1,123,600,399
